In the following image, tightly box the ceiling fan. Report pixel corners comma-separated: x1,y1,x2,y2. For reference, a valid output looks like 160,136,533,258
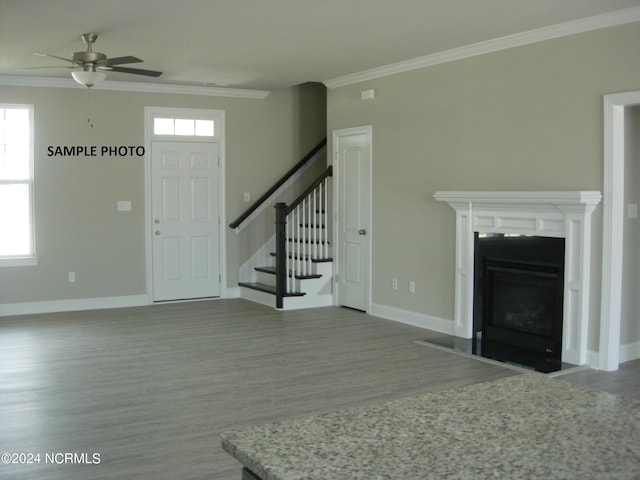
28,33,162,87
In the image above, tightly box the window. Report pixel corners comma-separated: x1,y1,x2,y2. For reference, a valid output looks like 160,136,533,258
153,117,214,137
0,105,36,265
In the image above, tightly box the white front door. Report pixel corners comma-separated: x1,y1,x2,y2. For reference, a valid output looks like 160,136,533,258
151,141,220,301
334,127,372,311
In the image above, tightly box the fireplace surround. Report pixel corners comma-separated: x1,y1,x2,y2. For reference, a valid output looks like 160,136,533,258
434,191,601,366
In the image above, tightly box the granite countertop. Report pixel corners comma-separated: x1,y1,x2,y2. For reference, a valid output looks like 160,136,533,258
221,374,640,480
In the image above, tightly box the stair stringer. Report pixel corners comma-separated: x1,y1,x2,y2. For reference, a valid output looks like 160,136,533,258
238,234,334,310
281,261,333,310
239,235,275,285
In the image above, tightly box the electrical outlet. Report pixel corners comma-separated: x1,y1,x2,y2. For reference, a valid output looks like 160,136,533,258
68,272,76,283
244,192,251,202
409,281,416,294
392,278,398,290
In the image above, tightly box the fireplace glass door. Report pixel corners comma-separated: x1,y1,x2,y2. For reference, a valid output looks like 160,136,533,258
483,259,563,356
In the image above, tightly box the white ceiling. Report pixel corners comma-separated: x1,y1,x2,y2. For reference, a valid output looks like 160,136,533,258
1,0,640,91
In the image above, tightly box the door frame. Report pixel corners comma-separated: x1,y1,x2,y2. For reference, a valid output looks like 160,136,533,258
332,125,373,312
600,91,640,371
144,106,227,303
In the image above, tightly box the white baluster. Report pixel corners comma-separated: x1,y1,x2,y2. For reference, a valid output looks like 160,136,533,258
302,198,308,277
286,212,292,294
308,191,312,263
290,206,294,290
294,205,302,290
324,178,329,258
317,183,321,259
318,183,322,260
312,185,317,260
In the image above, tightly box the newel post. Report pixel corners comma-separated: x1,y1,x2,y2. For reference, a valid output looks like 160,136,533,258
274,202,288,309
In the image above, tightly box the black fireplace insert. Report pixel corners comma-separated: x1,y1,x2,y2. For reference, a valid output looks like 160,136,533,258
474,234,565,367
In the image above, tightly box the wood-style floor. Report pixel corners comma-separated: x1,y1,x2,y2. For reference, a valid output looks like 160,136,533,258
0,299,637,480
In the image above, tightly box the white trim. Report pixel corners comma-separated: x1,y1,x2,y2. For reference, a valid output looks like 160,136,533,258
586,349,600,370
370,303,454,335
282,292,333,310
0,295,148,316
0,104,36,261
0,75,270,99
434,191,602,367
600,91,640,371
0,256,38,267
619,341,640,364
239,285,276,308
225,287,241,299
332,126,373,312
324,7,640,89
619,342,640,363
144,107,227,303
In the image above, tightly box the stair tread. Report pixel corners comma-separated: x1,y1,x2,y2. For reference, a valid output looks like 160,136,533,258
254,266,277,274
255,266,322,279
239,282,306,297
270,252,333,262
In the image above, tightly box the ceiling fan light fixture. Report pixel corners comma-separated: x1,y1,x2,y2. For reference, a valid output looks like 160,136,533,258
27,33,162,84
71,70,106,88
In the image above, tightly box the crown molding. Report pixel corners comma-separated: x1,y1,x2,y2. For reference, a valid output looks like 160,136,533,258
324,7,640,89
0,75,271,99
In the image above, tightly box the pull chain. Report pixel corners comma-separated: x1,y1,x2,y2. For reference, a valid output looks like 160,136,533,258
85,88,95,129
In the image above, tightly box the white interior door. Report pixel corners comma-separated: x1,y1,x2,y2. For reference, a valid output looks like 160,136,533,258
335,127,372,311
151,141,220,301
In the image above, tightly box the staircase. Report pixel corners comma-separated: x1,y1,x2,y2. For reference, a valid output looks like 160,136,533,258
231,140,334,310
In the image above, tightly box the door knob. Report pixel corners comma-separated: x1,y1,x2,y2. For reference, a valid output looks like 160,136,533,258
154,218,160,224
358,229,367,235
155,230,161,236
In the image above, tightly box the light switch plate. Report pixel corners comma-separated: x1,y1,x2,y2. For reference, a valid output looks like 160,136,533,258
360,89,375,100
117,201,132,212
629,203,638,219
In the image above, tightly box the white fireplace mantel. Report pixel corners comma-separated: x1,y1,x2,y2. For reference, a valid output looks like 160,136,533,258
434,191,602,366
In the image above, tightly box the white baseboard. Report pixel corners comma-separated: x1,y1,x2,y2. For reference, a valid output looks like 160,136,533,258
225,287,241,299
369,303,454,335
584,341,640,370
283,294,333,310
586,349,600,369
1,289,244,317
0,295,149,317
620,340,640,363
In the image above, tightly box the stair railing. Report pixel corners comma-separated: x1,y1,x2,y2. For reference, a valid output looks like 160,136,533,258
229,138,327,232
274,165,332,308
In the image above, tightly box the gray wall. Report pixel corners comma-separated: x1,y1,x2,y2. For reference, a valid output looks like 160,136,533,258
327,22,640,351
0,82,326,305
